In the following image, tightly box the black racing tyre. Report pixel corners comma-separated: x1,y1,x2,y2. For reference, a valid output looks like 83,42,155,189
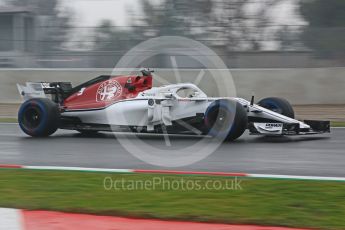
18,98,60,137
204,100,248,141
258,97,295,119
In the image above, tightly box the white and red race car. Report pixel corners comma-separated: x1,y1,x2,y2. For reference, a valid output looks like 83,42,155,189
17,69,330,140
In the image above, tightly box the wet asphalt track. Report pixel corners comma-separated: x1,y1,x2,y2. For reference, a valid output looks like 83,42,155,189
0,123,344,177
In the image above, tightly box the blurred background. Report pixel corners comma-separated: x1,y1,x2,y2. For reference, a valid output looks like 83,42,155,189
0,0,344,69
0,0,345,110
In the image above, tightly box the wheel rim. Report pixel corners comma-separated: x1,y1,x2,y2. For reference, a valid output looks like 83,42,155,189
207,107,233,133
22,107,42,129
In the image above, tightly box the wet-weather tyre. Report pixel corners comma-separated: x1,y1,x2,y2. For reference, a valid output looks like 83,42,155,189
204,100,248,141
258,97,295,119
18,98,60,137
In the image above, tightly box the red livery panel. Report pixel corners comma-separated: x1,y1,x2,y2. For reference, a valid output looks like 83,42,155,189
64,74,153,110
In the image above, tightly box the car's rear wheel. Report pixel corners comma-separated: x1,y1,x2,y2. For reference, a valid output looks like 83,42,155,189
258,97,295,119
18,98,60,137
204,100,248,141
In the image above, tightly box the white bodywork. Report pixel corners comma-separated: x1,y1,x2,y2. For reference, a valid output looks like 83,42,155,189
61,83,310,134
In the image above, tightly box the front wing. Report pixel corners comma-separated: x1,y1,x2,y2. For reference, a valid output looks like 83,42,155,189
248,120,330,136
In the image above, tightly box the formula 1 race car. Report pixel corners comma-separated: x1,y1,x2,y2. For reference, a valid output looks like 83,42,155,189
17,69,330,140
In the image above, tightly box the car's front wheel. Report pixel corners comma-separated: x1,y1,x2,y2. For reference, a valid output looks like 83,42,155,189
204,100,248,141
258,97,295,119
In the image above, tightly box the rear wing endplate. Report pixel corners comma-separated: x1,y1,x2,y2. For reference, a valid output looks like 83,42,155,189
17,82,47,101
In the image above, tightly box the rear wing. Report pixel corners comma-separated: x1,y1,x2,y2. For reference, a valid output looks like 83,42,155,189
17,82,46,101
17,82,73,103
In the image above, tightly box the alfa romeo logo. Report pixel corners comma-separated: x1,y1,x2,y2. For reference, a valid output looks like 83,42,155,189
96,79,122,102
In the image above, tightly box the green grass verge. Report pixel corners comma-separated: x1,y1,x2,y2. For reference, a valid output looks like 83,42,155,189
0,169,345,229
0,117,17,123
331,121,345,127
